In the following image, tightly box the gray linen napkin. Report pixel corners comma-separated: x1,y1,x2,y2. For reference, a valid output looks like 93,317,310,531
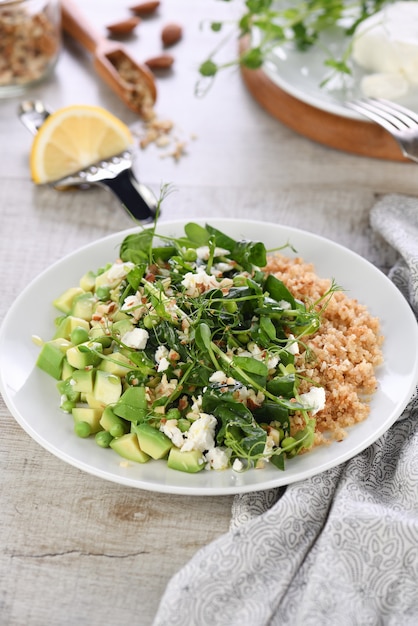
153,195,418,626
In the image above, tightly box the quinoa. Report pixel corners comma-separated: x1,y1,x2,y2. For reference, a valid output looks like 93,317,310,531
264,253,384,445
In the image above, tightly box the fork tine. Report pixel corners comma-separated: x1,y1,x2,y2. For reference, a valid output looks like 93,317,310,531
346,99,405,134
369,98,418,126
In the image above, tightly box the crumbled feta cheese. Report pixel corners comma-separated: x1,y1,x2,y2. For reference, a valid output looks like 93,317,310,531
157,357,170,372
352,2,418,98
299,387,326,415
155,345,169,364
232,458,244,472
181,413,217,452
121,328,149,349
286,334,300,355
195,246,230,260
107,261,134,282
209,370,228,384
212,262,235,274
160,419,185,448
278,299,292,310
121,294,141,311
205,447,232,470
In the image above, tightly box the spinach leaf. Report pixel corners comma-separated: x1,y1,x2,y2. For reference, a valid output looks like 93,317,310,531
264,274,296,308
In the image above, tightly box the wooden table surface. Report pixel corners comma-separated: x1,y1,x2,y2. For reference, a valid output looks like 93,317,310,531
1,2,417,624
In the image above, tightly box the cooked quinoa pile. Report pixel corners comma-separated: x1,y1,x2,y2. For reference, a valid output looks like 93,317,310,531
264,253,384,444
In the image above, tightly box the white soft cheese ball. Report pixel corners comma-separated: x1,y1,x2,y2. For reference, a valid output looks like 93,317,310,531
352,1,418,98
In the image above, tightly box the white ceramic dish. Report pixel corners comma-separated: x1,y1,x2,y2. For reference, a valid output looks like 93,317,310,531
261,27,418,121
1,218,418,496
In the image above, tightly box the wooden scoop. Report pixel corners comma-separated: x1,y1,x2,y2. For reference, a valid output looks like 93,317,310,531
61,0,157,118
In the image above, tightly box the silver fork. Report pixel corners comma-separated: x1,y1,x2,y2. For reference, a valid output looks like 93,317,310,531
346,97,418,163
18,100,157,223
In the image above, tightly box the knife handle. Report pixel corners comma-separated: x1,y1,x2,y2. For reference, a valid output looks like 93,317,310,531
100,168,157,223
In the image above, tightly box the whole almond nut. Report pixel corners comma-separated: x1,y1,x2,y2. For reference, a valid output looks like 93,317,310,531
106,17,141,35
161,22,182,47
145,54,174,70
130,1,160,15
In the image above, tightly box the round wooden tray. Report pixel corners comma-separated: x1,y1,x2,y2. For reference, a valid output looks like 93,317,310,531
239,43,407,162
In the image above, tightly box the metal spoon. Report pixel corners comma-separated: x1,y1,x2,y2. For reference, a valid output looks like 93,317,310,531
18,100,158,223
61,0,157,119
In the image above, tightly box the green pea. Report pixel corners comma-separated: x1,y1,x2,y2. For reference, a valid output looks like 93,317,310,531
95,431,114,448
109,423,126,438
183,248,197,262
224,301,238,314
60,399,76,413
143,314,158,329
233,275,247,287
281,436,296,450
74,421,91,438
177,418,191,432
166,408,181,421
71,326,89,345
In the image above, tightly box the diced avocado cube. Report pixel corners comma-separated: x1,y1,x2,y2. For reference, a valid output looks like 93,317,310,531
79,270,96,292
61,359,75,381
89,323,112,347
53,316,90,340
71,292,96,321
94,270,112,289
111,319,134,338
98,352,134,376
134,423,172,460
167,448,205,473
72,406,103,433
112,311,130,322
36,339,72,380
113,386,147,422
85,393,105,410
109,433,150,464
53,287,84,314
100,406,129,437
93,370,122,405
71,368,95,393
66,341,103,369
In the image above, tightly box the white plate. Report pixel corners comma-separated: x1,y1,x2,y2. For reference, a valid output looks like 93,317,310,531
1,219,418,496
261,27,418,121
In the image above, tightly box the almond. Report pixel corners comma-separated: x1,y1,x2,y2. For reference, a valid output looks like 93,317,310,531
145,54,174,70
130,1,160,15
106,17,141,36
161,22,182,47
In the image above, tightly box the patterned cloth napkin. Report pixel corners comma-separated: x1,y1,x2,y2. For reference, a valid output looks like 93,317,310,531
153,195,418,626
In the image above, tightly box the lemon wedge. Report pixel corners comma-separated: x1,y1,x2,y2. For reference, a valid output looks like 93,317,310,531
30,104,134,184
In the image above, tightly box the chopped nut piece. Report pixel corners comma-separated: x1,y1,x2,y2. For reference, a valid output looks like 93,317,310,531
0,4,60,87
107,50,156,120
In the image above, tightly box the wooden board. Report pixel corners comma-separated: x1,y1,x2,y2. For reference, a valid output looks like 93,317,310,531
239,43,407,162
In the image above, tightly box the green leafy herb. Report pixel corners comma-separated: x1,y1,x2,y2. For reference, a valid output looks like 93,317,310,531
197,0,392,93
40,219,343,473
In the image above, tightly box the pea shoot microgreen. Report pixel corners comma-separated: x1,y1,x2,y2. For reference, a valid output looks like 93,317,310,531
197,0,391,94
